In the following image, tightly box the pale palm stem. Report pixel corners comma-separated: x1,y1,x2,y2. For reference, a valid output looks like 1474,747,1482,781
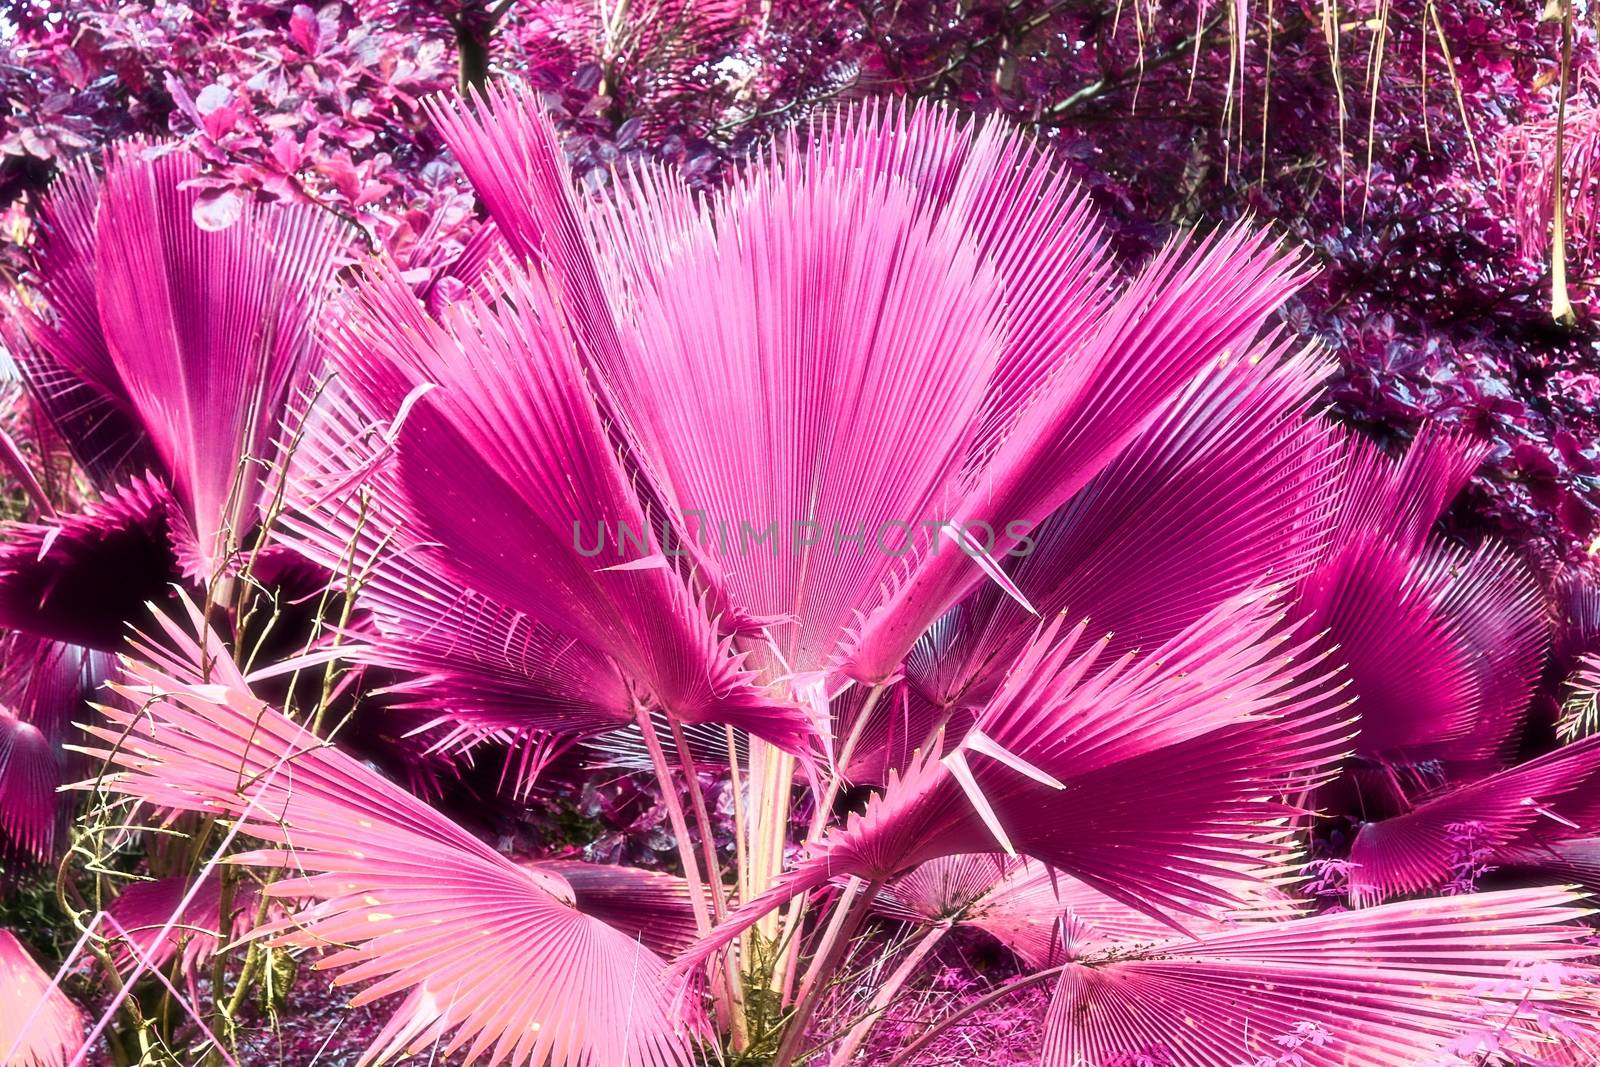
727,726,750,900
637,704,757,1036
772,877,883,1067
666,716,729,922
663,715,749,1046
773,683,890,1007
1552,0,1577,324
746,738,796,947
725,725,754,1051
634,704,713,937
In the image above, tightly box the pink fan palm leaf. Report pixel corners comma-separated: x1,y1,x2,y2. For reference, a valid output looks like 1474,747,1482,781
422,83,624,370
746,99,1116,460
13,158,153,485
1497,837,1600,888
318,258,808,750
80,600,706,1067
904,334,1341,719
534,860,703,958
2,144,347,660
274,382,636,738
0,634,100,861
104,874,261,980
0,709,58,862
1553,570,1600,676
1039,887,1600,1067
587,100,1121,680
1347,735,1600,904
1325,424,1490,561
828,680,963,785
90,146,346,573
881,855,1303,969
1293,430,1548,768
601,146,1008,679
0,929,85,1067
840,223,1315,684
422,83,1311,703
429,89,1028,686
677,591,1352,969
878,856,1127,968
359,591,635,737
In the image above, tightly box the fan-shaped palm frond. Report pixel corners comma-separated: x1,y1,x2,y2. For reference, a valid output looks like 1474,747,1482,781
0,634,99,860
841,224,1314,685
904,334,1340,718
414,83,1317,703
89,146,345,571
13,157,153,484
1348,736,1600,903
80,600,706,1067
1294,430,1547,768
1,140,348,696
276,383,634,738
881,855,1302,968
1040,888,1598,1067
534,860,702,958
678,591,1351,969
104,873,260,980
316,258,808,751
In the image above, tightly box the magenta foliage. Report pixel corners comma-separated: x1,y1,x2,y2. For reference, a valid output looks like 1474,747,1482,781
0,0,470,265
904,336,1339,715
1291,429,1549,768
816,1,1600,568
0,475,189,650
10,138,346,578
877,855,1298,968
1347,737,1600,904
0,139,440,873
679,591,1352,970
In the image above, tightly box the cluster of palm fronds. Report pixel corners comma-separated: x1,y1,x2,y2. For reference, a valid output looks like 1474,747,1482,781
2,81,1600,1067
